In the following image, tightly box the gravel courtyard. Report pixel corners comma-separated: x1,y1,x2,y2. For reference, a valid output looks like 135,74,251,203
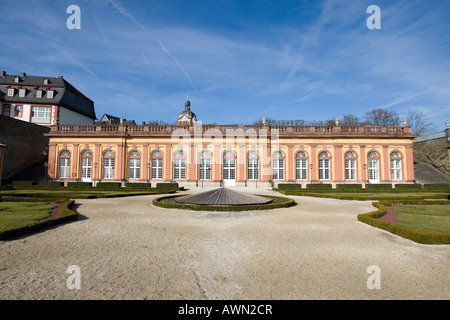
0,188,449,300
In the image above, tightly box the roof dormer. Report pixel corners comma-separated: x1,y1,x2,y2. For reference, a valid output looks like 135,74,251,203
46,89,54,98
14,76,20,83
19,87,27,98
7,87,15,97
35,88,43,98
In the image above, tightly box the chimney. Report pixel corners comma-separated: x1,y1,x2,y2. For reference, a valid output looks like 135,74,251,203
21,72,26,77
58,75,63,79
0,70,5,77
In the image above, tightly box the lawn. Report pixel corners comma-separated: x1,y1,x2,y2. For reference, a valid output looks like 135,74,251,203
393,205,450,233
0,202,56,233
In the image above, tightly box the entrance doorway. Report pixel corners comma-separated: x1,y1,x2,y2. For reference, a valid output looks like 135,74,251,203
223,151,236,186
368,151,380,183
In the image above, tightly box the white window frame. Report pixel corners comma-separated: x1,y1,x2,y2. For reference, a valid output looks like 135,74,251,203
247,151,259,181
391,155,402,181
199,159,211,180
223,151,236,181
174,151,186,180
344,152,357,181
19,89,26,97
318,151,331,180
151,151,163,180
7,88,14,96
296,151,308,180
151,158,163,179
31,106,51,123
103,151,115,179
129,151,141,180
273,152,285,180
199,151,211,181
59,151,70,179
47,90,54,98
174,159,186,180
36,90,42,98
81,150,93,181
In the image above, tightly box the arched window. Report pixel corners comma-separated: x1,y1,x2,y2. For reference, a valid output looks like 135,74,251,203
151,150,163,180
344,151,357,180
247,151,259,180
368,151,380,183
81,150,93,181
390,151,402,180
103,150,115,179
174,151,186,180
129,150,141,179
273,151,285,180
59,150,70,179
199,151,211,180
223,151,236,181
296,151,308,180
318,151,331,180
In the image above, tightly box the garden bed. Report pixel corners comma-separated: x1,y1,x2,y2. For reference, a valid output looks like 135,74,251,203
153,194,296,212
0,199,77,240
357,200,450,244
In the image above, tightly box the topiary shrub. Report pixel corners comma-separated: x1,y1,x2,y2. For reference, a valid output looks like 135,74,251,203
277,183,302,190
394,184,423,190
96,182,122,189
335,184,363,190
423,184,450,192
125,182,150,189
156,182,179,189
305,184,332,190
366,184,392,190
67,181,92,188
12,181,36,186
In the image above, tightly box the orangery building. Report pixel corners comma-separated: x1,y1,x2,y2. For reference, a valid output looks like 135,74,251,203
45,98,416,188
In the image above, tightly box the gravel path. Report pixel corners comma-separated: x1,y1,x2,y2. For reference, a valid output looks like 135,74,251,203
0,188,449,300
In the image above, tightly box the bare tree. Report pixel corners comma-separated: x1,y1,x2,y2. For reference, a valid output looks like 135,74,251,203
364,108,400,126
406,111,437,136
340,114,361,126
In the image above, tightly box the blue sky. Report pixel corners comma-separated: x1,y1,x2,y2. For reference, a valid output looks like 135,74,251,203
1,0,449,129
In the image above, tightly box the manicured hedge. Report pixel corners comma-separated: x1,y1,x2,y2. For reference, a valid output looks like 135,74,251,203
38,181,64,187
156,182,179,189
67,181,92,188
366,184,392,190
12,181,36,186
335,184,362,190
357,201,450,244
394,184,423,190
0,199,78,240
305,184,332,190
125,182,150,189
96,182,122,189
277,183,302,190
423,184,450,192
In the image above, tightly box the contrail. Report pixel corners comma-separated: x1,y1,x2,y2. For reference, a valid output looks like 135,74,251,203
109,0,202,99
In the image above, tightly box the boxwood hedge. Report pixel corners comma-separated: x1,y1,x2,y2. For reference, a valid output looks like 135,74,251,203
153,194,296,212
357,201,450,244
